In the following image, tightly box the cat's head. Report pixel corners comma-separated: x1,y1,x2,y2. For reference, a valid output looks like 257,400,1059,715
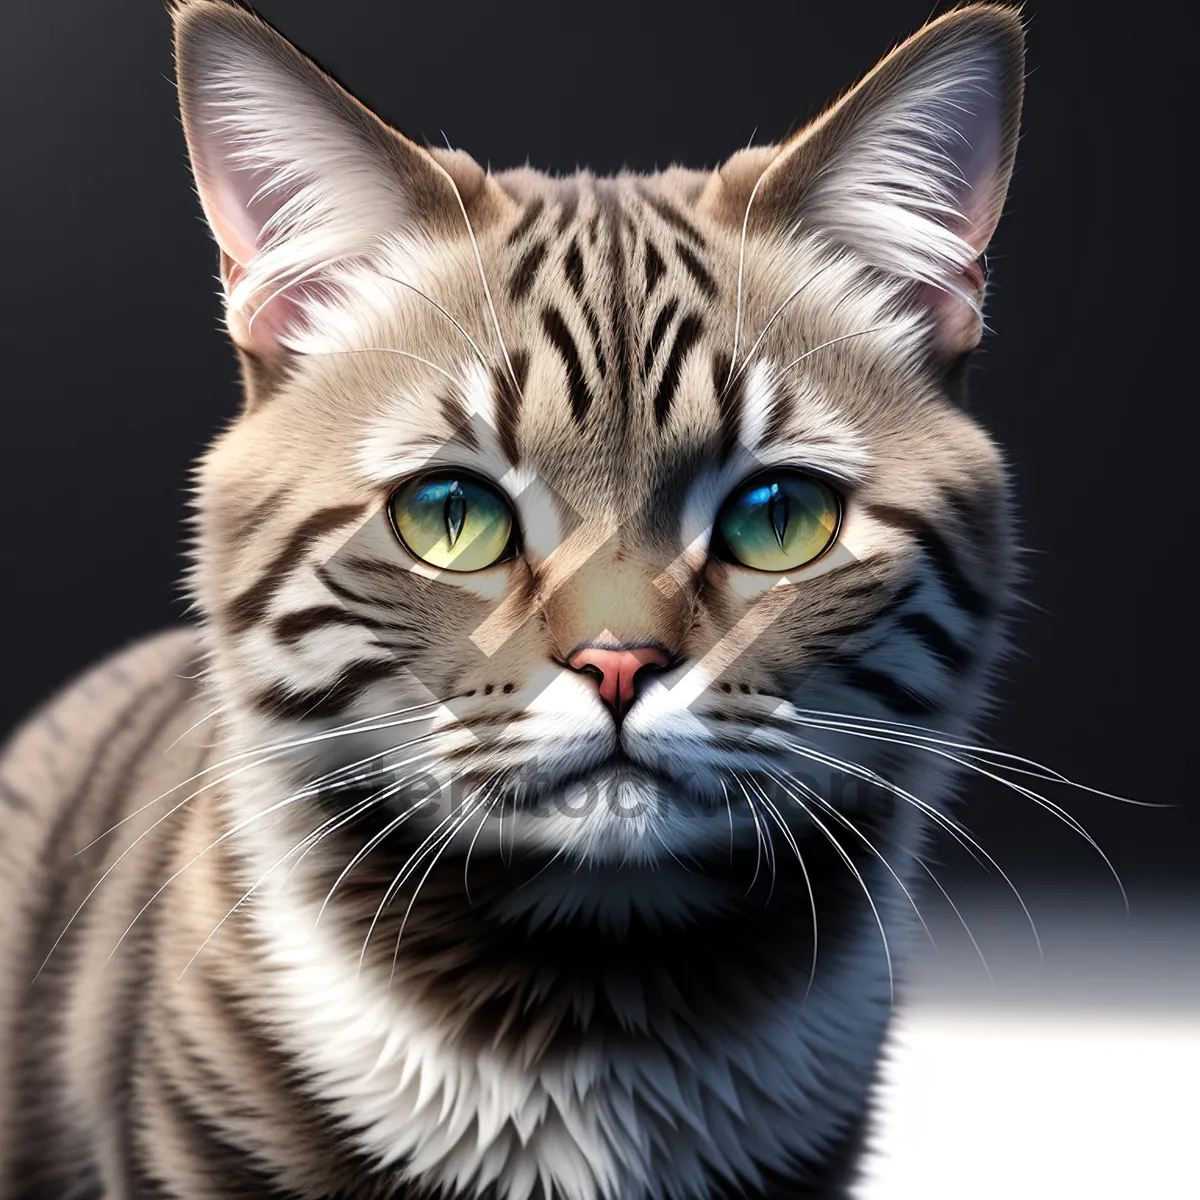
176,1,1022,898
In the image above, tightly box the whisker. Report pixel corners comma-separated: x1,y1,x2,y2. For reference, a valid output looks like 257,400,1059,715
781,737,1043,961
298,346,458,384
46,730,444,979
768,769,895,1002
463,790,505,907
793,718,1130,911
774,324,895,379
725,261,839,391
430,158,521,394
388,786,497,982
163,704,222,754
725,165,771,387
358,775,496,972
743,777,819,1000
179,783,403,978
314,748,449,926
792,707,1163,808
105,762,417,965
719,779,736,866
768,768,937,952
376,272,490,372
731,773,770,897
77,699,447,852
917,857,996,987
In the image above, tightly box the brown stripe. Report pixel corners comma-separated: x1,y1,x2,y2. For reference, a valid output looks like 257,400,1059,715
581,302,607,381
508,239,548,301
504,196,544,245
0,778,32,811
653,313,703,426
643,298,679,376
865,503,991,617
272,606,366,646
255,658,398,722
675,239,718,297
898,610,972,672
602,191,633,423
438,390,481,450
316,566,378,610
541,308,593,425
713,352,743,463
225,486,290,548
644,240,666,296
492,348,528,465
639,189,706,247
833,659,940,715
763,378,795,445
563,238,584,298
555,186,580,234
225,504,368,634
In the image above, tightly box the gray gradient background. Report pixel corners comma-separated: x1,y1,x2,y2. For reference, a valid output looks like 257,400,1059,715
1,1,1195,1193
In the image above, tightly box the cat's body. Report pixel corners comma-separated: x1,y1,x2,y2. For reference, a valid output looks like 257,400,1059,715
0,4,1024,1197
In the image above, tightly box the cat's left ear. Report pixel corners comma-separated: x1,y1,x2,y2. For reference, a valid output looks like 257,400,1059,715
172,0,510,363
702,4,1025,359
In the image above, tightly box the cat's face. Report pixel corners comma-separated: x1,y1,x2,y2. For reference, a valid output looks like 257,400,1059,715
179,3,1021,886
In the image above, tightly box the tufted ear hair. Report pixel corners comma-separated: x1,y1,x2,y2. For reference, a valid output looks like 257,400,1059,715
702,4,1025,359
172,0,505,362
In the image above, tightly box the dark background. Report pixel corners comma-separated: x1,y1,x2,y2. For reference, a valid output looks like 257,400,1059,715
2,0,1194,897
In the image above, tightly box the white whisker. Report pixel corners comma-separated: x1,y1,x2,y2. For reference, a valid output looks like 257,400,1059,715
726,261,838,391
377,272,490,372
793,717,1130,911
743,777,819,1000
769,768,937,952
76,699,446,852
430,159,520,393
781,737,1043,961
725,165,770,387
917,857,995,987
775,324,895,378
769,769,895,1002
792,707,1162,807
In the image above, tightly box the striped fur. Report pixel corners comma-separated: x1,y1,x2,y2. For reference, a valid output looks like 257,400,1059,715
0,4,1025,1198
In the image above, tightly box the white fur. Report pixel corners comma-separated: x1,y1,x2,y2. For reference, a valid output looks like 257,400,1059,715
186,34,426,344
250,847,896,1200
796,45,1005,291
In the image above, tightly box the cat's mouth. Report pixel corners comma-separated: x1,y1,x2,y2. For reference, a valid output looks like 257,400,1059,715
510,750,711,817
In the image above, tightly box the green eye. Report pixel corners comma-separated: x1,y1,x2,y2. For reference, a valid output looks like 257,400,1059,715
717,470,842,572
389,472,515,572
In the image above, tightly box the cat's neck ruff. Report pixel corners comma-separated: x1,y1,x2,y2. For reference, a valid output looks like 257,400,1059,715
250,854,894,1200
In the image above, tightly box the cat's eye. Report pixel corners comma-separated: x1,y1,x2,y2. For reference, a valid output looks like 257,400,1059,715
388,472,516,572
716,470,842,573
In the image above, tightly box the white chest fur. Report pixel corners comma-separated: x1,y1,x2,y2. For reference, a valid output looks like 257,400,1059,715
254,874,892,1200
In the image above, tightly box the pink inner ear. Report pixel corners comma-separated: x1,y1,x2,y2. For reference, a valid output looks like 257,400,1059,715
198,141,319,357
205,177,265,270
917,258,987,359
218,249,317,359
937,73,1010,259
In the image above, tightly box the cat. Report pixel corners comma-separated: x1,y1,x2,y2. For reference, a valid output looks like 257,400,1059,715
0,2,1024,1196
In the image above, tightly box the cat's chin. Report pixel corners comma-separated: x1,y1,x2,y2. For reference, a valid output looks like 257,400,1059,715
460,761,750,867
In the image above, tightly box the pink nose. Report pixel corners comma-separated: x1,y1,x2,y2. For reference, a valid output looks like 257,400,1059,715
567,644,670,719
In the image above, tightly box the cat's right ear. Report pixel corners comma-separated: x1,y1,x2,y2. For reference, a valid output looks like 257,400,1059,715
172,1,507,362
700,5,1024,361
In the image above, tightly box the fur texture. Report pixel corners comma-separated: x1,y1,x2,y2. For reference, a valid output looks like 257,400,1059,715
0,4,1024,1197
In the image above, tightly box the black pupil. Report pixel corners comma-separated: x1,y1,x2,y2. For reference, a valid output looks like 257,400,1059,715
443,480,466,547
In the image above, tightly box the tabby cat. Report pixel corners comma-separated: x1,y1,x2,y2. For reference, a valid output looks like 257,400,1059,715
0,2,1024,1196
